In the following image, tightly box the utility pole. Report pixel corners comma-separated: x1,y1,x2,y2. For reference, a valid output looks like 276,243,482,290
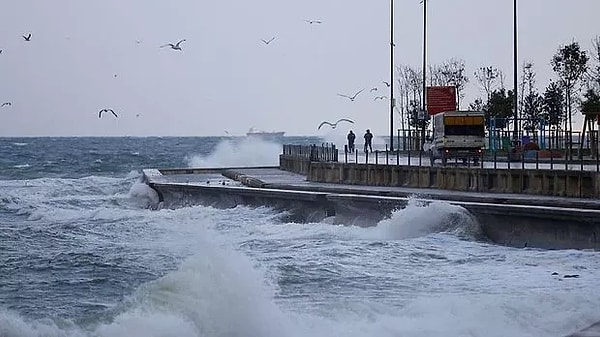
389,0,395,152
421,0,427,147
512,0,519,141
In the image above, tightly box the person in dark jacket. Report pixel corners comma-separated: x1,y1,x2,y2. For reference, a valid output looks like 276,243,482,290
347,130,356,152
364,129,373,152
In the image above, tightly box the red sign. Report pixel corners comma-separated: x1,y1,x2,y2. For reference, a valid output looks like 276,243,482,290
427,86,457,115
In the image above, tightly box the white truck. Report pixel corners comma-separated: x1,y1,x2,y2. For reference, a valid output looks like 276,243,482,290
425,111,485,165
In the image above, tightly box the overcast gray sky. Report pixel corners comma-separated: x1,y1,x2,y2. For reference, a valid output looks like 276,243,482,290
0,0,598,137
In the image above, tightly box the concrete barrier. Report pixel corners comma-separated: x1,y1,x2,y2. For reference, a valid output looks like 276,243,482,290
142,167,600,250
279,155,600,198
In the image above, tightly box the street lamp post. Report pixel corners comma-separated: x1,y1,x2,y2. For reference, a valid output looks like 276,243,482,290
421,0,427,147
512,0,519,141
389,0,395,152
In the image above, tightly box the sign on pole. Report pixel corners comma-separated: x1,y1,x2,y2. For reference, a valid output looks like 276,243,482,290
426,86,457,115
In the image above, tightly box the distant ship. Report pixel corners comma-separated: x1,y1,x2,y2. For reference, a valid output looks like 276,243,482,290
246,128,285,141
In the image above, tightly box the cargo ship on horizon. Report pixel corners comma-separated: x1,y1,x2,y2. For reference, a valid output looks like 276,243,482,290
246,128,285,141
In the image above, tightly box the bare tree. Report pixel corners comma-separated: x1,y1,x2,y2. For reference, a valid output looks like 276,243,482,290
396,65,425,130
427,64,443,86
474,66,504,102
587,36,600,91
437,58,469,109
520,62,543,135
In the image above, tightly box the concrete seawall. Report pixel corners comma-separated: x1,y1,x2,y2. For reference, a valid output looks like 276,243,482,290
143,167,600,250
280,156,600,198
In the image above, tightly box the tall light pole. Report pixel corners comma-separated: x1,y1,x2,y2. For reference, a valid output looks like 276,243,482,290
512,0,519,141
421,0,427,146
389,0,395,152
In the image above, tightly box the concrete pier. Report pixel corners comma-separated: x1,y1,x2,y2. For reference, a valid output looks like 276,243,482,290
142,166,600,250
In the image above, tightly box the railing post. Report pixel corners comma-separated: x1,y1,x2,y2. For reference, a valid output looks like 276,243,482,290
386,144,389,165
375,150,379,165
494,151,497,170
480,150,484,169
597,144,599,172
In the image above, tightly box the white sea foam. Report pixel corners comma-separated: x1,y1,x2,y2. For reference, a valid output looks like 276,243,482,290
97,240,299,337
185,137,281,168
128,181,159,208
2,174,600,337
244,198,481,243
365,198,482,240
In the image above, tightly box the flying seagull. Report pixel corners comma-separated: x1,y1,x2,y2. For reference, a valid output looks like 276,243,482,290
261,37,275,45
0,49,3,54
369,87,378,92
374,95,388,101
383,81,390,87
318,118,355,130
304,19,323,24
337,89,364,101
160,39,186,50
98,109,118,118
22,33,32,41
1,102,11,107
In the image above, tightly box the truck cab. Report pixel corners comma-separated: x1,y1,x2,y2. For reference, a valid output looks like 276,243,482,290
426,111,485,165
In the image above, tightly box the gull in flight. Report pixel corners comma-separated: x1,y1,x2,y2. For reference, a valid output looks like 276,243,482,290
98,109,118,118
304,19,322,24
1,102,11,107
337,89,364,101
369,87,378,92
160,39,186,50
383,81,390,87
22,33,32,41
374,95,388,101
318,118,354,130
0,49,3,54
261,37,275,45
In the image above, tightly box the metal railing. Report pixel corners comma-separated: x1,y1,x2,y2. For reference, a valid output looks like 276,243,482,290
337,146,600,172
283,145,600,172
282,143,338,163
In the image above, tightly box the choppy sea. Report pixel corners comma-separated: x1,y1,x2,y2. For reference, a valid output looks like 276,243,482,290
1,136,599,337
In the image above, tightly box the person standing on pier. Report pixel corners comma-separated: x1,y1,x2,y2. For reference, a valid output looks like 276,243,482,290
364,129,373,153
347,130,356,152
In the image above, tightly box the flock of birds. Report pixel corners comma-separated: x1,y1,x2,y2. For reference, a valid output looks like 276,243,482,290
0,32,191,119
2,19,393,133
322,80,392,131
